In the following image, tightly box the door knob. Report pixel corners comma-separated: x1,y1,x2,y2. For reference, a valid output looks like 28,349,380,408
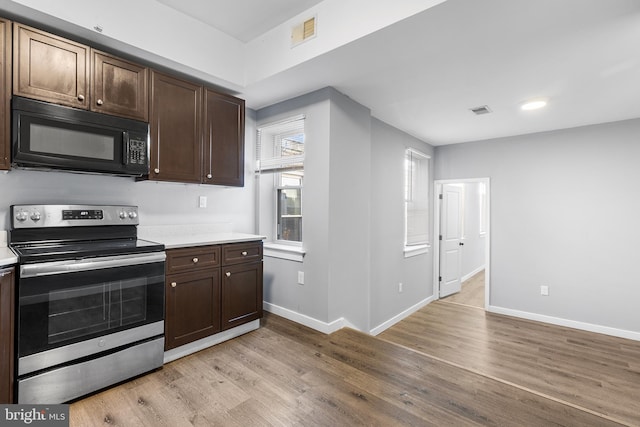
225,272,231,277
97,99,104,105
171,282,177,288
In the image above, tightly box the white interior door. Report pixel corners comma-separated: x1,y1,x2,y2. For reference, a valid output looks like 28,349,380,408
439,184,463,298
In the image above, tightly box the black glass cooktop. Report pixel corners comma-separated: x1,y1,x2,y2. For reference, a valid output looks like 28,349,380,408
12,238,164,263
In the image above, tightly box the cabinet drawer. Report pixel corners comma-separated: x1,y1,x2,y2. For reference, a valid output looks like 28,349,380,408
222,241,262,266
166,246,220,274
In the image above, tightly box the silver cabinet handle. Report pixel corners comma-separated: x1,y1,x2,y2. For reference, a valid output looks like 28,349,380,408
206,173,212,179
192,257,199,263
154,168,160,174
78,94,85,101
241,251,248,256
97,99,104,105
225,272,231,277
171,282,177,288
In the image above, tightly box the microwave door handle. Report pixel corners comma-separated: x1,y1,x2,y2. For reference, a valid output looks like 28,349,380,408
123,131,130,165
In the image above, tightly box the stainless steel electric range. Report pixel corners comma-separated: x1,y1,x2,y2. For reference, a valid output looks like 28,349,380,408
9,204,166,404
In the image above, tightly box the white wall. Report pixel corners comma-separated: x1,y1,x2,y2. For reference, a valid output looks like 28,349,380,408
1,0,245,91
0,114,257,233
435,118,640,338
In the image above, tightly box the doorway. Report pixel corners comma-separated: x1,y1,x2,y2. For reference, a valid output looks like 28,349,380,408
434,178,490,309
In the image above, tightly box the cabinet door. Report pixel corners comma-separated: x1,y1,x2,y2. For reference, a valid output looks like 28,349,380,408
221,261,263,331
149,71,202,183
91,49,148,121
0,267,14,403
13,23,89,109
165,269,221,350
0,18,10,171
203,89,245,187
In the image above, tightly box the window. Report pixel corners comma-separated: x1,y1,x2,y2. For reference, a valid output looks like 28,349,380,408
404,149,430,251
256,116,305,246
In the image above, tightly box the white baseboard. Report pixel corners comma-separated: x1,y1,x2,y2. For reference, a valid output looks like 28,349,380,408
369,295,435,336
461,265,485,283
264,296,436,336
263,302,346,334
487,305,640,342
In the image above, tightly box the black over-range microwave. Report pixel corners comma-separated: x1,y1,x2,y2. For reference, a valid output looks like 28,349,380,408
12,96,150,176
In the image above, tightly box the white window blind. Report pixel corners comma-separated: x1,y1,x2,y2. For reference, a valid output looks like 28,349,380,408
256,115,305,173
405,149,430,246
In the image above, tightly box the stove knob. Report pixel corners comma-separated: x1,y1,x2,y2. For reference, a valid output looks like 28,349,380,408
128,211,138,219
119,211,127,219
30,211,41,222
15,210,28,222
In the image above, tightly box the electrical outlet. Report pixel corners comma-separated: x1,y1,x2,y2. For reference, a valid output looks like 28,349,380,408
198,196,207,208
540,285,549,296
398,282,403,293
298,271,305,285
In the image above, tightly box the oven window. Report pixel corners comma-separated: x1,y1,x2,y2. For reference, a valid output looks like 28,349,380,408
18,262,164,357
48,278,148,344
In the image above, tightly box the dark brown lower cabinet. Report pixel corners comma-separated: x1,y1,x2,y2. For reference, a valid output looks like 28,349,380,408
165,268,221,350
0,267,15,403
164,241,263,351
221,261,263,331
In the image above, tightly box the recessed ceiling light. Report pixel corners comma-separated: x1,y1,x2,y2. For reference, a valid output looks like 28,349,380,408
521,99,548,111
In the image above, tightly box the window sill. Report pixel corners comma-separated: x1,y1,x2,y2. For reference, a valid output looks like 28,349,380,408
264,243,305,262
403,244,430,258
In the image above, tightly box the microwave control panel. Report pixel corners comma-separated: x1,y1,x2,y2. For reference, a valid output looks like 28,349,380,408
125,134,148,168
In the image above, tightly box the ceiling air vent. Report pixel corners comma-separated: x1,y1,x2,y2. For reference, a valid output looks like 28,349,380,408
291,16,316,47
470,105,492,115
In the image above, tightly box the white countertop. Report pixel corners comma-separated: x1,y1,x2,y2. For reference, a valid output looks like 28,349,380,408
0,231,17,267
138,224,265,250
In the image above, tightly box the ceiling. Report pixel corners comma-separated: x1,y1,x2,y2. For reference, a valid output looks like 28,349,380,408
159,0,640,146
155,0,323,43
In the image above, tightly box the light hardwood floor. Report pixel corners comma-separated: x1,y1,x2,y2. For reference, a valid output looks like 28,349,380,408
441,269,485,308
69,302,639,426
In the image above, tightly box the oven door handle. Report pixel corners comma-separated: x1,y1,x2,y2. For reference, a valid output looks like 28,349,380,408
20,252,166,278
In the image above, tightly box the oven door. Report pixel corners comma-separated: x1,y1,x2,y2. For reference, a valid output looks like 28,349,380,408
17,252,165,376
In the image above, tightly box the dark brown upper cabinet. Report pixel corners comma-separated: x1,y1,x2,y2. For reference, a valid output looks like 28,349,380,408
91,49,148,121
203,89,245,187
14,24,149,121
0,18,10,171
13,23,90,109
149,70,203,183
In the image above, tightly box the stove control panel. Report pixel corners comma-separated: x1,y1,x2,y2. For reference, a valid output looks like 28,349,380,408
11,205,140,228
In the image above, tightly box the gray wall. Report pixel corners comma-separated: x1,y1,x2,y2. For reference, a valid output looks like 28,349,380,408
258,89,435,333
435,118,640,335
370,119,434,330
461,182,486,279
257,89,332,325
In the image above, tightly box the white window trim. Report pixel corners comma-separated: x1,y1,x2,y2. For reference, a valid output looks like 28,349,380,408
404,148,431,252
403,243,430,258
264,242,306,262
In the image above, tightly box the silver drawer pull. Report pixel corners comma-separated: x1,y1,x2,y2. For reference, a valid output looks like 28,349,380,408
225,272,231,277
241,251,248,256
171,282,177,288
192,257,199,263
